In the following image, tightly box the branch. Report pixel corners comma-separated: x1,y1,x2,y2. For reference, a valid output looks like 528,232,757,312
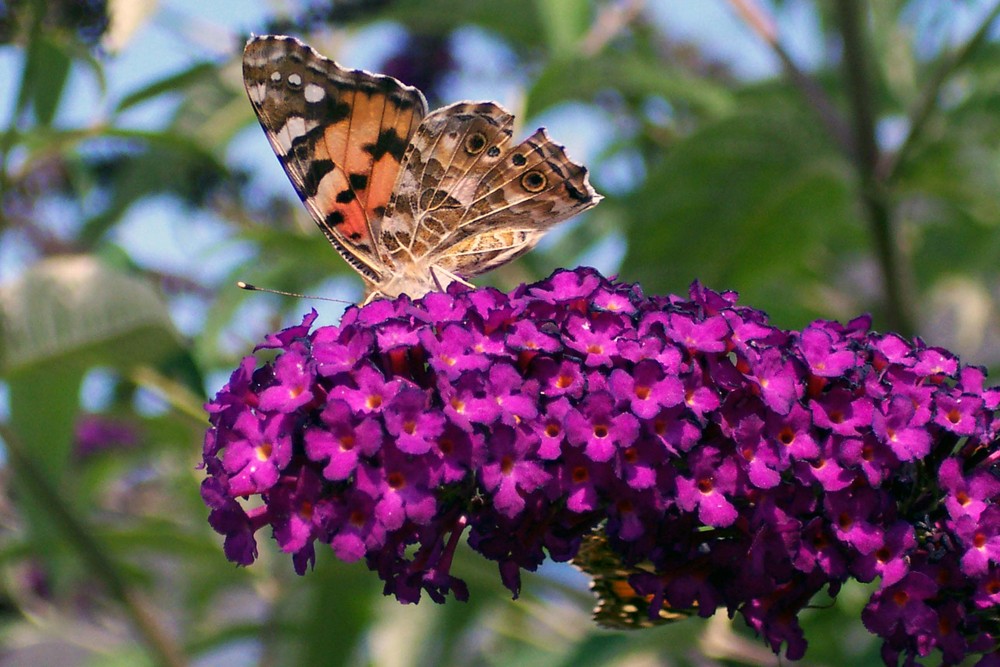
835,0,913,334
727,0,855,158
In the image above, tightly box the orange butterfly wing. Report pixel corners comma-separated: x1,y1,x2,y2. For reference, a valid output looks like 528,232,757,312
243,35,428,284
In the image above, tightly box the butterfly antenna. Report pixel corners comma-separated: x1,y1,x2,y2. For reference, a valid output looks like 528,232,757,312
237,281,354,305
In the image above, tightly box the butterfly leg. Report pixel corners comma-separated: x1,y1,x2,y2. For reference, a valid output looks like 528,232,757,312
430,265,475,292
361,288,386,306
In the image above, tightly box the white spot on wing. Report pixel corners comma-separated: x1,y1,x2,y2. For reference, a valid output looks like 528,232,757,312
275,116,319,154
304,83,326,103
248,83,266,103
287,73,302,87
270,71,282,82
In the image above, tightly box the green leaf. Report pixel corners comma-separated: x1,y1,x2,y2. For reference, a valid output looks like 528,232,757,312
115,61,217,114
620,104,857,325
533,0,592,57
528,51,735,118
19,33,72,126
0,255,181,376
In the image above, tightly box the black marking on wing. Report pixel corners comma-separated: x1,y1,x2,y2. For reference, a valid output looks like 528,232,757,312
365,128,408,161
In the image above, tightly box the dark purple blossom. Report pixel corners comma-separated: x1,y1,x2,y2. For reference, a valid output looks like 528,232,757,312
74,414,140,458
202,268,1000,666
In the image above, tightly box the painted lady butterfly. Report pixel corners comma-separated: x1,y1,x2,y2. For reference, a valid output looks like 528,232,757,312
573,527,692,629
243,35,602,302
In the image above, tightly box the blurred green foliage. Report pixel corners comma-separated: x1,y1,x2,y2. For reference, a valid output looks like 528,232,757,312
1,1,999,665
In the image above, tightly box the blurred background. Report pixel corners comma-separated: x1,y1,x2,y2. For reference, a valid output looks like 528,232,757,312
2,0,1000,664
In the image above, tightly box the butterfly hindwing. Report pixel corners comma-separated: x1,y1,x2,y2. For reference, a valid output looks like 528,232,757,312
380,101,602,280
243,35,428,283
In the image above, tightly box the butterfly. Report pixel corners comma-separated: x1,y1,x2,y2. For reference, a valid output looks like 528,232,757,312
243,34,602,302
572,527,692,629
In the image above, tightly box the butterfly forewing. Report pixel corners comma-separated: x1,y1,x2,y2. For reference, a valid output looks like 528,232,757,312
243,35,428,283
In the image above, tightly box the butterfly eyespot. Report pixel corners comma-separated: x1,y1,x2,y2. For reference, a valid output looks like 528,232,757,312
464,132,488,154
286,73,303,88
511,153,527,166
521,170,547,192
486,145,501,158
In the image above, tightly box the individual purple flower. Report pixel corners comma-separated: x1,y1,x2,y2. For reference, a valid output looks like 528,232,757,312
726,412,783,488
793,517,848,579
825,488,886,555
797,324,857,377
532,357,585,399
383,388,445,455
257,349,315,412
475,363,540,426
940,458,1000,523
256,309,317,350
328,487,383,562
505,319,562,354
222,411,294,496
537,397,572,459
675,446,740,527
480,426,549,518
329,363,400,414
430,424,481,485
837,433,900,487
861,571,939,647
563,312,626,367
810,387,874,436
872,394,933,461
609,359,684,419
764,403,820,460
680,372,721,419
268,468,333,574
851,521,915,586
934,387,985,436
971,569,1000,610
953,507,1000,577
742,348,801,415
304,399,383,480
356,455,437,530
420,324,491,380
564,392,639,462
201,475,258,566
912,346,958,377
662,311,730,353
646,405,701,455
312,325,374,376
792,435,854,492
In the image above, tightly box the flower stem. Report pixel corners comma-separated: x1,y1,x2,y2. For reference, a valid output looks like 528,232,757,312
834,0,914,334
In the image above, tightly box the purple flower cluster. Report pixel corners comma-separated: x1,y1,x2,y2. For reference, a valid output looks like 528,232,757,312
201,267,1000,665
